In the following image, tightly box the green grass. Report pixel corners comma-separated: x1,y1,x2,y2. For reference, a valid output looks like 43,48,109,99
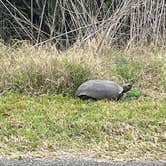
0,93,165,161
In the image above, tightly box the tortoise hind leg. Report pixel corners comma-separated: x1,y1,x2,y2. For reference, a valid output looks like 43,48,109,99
78,95,97,101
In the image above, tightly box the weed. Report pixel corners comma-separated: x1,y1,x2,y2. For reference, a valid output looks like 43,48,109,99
125,88,142,100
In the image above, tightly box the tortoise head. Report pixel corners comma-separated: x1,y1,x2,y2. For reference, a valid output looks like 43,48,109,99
122,83,132,93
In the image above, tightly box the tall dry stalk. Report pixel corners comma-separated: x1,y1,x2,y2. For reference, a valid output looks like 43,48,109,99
0,0,165,50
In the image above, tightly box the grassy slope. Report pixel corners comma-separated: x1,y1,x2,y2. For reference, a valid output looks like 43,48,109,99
0,42,165,160
0,93,165,161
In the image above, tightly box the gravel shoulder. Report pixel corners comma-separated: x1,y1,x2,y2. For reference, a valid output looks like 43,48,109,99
0,158,165,166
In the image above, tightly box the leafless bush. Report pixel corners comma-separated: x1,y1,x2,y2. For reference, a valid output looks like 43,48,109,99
0,0,165,50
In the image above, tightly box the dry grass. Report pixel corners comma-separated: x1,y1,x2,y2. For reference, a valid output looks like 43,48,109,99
0,41,100,95
100,45,166,98
0,41,166,99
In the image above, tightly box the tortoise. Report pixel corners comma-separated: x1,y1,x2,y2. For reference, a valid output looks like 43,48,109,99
75,80,132,100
